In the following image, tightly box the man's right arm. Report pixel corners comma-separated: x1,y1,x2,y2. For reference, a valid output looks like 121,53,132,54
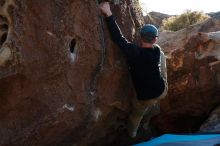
105,15,138,58
99,2,138,59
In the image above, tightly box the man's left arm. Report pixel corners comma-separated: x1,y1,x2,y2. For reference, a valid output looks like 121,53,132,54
160,50,168,87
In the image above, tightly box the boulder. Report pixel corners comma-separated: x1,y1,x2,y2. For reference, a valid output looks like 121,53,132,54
1,0,220,145
0,0,144,145
151,16,220,133
200,105,220,132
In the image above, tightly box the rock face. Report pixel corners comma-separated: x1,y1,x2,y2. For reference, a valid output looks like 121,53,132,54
1,0,220,145
151,16,220,133
200,105,220,132
0,0,144,146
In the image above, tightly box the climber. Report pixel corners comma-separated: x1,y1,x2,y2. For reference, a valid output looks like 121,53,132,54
99,2,168,138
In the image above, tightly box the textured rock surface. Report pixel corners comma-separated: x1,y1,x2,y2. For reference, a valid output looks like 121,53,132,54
151,16,220,133
1,0,220,145
200,105,220,132
0,0,144,146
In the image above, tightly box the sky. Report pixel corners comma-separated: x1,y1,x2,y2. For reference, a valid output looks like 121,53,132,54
139,0,220,15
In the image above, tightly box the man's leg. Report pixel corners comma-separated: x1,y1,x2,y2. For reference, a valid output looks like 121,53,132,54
127,87,168,138
127,97,157,138
142,86,168,129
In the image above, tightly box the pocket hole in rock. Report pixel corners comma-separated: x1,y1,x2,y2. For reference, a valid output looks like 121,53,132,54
0,15,7,22
0,24,8,31
0,14,8,48
0,0,6,7
69,39,76,53
0,33,7,46
69,39,77,63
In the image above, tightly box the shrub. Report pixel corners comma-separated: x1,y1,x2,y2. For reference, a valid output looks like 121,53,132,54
162,10,209,31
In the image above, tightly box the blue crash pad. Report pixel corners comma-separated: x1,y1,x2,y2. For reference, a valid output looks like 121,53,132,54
134,134,220,146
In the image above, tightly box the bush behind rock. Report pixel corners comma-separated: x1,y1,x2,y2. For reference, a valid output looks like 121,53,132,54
162,10,209,31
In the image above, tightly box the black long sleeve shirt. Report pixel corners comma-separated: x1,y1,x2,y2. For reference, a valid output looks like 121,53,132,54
106,15,165,100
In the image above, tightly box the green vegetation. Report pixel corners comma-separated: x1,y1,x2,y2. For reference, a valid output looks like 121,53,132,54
162,10,209,31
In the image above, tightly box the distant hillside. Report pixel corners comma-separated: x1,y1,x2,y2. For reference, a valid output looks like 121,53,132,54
208,11,220,18
144,11,220,28
153,13,220,135
144,11,171,27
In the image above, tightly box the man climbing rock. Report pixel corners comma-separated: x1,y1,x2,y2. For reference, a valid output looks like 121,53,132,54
99,2,168,138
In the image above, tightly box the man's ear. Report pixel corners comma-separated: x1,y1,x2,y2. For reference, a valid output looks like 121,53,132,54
152,37,157,43
140,38,145,43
